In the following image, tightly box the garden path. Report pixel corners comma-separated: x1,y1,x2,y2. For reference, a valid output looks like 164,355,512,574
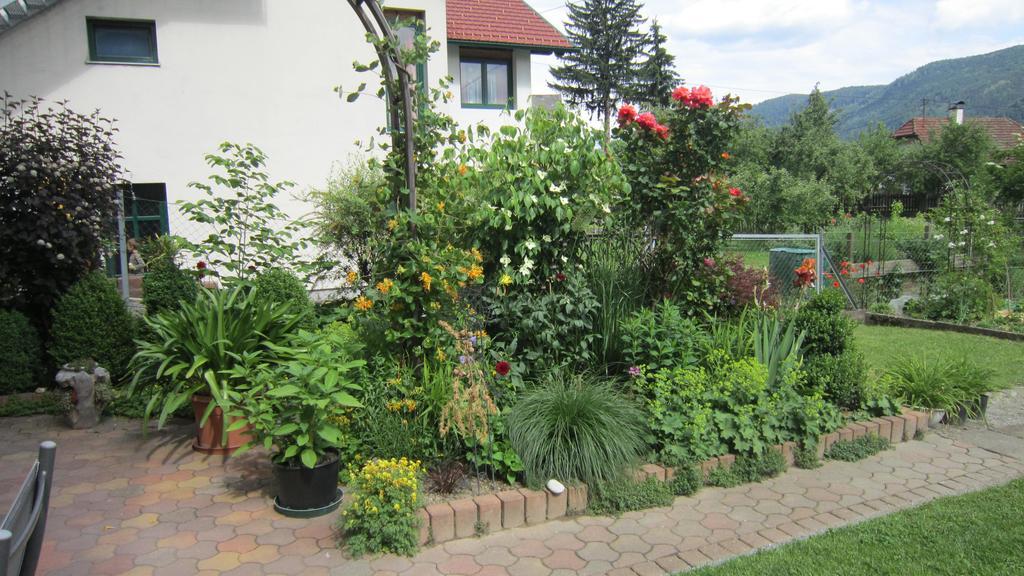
1,415,1022,576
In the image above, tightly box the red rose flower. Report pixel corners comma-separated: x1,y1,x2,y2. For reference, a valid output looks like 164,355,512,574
636,112,658,130
833,281,840,288
617,104,638,126
495,361,511,376
686,85,714,108
858,278,865,284
671,86,690,102
654,124,670,140
729,187,742,197
196,261,207,270
555,272,566,282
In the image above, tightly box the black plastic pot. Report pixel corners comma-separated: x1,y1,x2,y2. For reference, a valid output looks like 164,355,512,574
943,404,969,424
273,452,341,515
974,393,990,417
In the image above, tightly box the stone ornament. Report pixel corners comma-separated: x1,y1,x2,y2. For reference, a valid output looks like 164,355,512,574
54,361,108,429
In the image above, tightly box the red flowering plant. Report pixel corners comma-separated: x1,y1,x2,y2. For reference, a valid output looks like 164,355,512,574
614,85,750,313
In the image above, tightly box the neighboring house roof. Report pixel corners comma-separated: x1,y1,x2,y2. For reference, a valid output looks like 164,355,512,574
0,0,63,35
893,116,1024,150
446,0,570,52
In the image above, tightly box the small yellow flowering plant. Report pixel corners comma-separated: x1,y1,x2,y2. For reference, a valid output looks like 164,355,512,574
341,457,423,557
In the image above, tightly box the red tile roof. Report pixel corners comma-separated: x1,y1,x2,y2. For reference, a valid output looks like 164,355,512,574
893,116,1024,149
446,0,571,51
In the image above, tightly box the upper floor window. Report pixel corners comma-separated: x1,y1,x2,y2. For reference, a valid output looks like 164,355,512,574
87,18,158,64
459,48,513,109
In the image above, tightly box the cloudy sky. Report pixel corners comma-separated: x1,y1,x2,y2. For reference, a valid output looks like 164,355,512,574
529,0,1024,105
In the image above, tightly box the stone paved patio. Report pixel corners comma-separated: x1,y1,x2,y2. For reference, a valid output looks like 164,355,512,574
2,415,1023,576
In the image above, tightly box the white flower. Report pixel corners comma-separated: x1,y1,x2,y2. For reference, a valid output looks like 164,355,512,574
960,229,968,235
36,239,45,246
602,204,611,214
529,194,538,204
933,234,944,240
561,255,568,263
525,240,537,251
943,216,951,222
537,170,548,180
948,242,956,248
500,254,511,266
542,235,552,243
958,241,966,247
987,220,995,225
549,182,564,193
519,258,534,277
987,241,996,248
56,253,65,261
560,197,569,205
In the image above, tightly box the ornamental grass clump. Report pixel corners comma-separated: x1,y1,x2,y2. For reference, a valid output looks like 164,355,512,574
507,371,645,489
342,457,422,557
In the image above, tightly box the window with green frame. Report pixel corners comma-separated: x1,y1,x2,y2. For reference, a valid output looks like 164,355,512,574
383,10,427,130
459,48,514,109
86,17,158,64
105,183,170,276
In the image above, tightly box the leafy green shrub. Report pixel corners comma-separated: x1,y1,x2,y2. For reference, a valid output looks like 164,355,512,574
803,349,867,410
621,300,707,372
668,464,703,496
826,434,890,462
507,372,645,489
904,273,995,324
142,259,198,316
581,233,651,371
50,272,136,380
0,308,42,394
590,477,674,515
486,273,599,370
794,441,821,469
706,465,742,488
634,356,841,463
796,289,855,356
733,450,786,482
1,95,123,320
254,268,314,323
342,457,422,557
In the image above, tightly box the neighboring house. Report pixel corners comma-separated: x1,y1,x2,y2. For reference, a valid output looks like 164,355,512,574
0,0,567,237
892,102,1024,150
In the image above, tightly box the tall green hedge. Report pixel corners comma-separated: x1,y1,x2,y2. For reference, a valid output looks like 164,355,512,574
0,309,42,394
50,271,136,381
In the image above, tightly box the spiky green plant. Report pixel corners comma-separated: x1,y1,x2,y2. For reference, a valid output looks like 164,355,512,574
582,233,651,371
507,371,645,489
128,285,303,433
753,313,805,389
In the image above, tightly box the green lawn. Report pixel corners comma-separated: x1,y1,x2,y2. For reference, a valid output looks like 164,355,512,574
690,478,1024,575
854,324,1024,390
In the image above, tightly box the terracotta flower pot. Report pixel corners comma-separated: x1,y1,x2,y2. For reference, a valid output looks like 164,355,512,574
191,394,251,455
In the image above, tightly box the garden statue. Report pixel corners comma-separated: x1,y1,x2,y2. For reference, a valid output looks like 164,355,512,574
55,360,108,429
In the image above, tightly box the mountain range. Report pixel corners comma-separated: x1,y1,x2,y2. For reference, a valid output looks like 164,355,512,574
749,44,1024,139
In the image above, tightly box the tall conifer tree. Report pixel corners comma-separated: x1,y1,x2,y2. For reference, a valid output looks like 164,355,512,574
630,20,681,108
549,0,648,139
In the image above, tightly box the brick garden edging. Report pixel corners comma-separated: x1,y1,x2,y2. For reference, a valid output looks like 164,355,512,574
415,409,932,547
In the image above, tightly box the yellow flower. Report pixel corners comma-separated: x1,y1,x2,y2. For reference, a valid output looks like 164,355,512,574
471,248,483,263
436,348,447,362
437,201,445,212
387,218,398,231
376,278,394,294
420,271,432,291
458,164,468,176
499,273,513,286
397,265,406,275
354,296,373,311
468,264,484,281
346,269,359,285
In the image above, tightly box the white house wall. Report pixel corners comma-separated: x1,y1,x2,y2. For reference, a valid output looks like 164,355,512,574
447,44,532,129
0,0,451,225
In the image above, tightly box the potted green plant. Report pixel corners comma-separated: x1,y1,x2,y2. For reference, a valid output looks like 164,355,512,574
230,328,364,517
128,285,304,453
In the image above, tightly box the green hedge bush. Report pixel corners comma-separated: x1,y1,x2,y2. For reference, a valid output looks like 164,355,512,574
796,289,855,357
254,268,314,323
142,259,198,316
803,349,868,410
0,309,43,394
50,272,136,381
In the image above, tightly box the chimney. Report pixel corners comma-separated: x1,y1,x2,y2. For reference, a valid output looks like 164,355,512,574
948,101,965,125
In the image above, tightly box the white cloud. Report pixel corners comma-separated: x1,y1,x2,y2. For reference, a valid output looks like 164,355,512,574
659,0,852,34
934,0,1024,29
